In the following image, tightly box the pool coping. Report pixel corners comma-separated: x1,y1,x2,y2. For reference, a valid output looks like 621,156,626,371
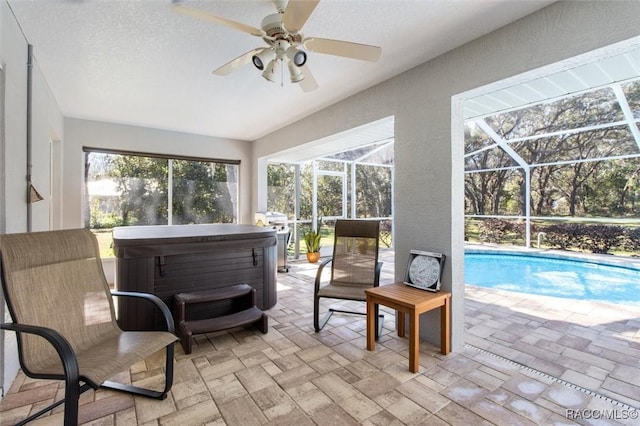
464,243,640,271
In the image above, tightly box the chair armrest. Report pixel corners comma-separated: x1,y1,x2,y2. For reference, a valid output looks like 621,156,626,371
374,261,383,287
1,322,79,381
111,291,175,334
314,258,333,294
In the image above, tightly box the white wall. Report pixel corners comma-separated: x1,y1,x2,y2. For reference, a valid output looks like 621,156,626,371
62,118,254,228
1,0,28,396
253,1,640,351
2,0,27,235
30,55,64,231
0,0,63,393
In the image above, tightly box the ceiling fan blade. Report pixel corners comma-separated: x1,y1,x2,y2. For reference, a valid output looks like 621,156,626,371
283,0,320,33
298,65,319,92
212,48,263,76
304,37,382,62
172,3,265,37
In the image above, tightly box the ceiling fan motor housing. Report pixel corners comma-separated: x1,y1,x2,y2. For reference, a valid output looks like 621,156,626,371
262,14,287,39
262,14,303,42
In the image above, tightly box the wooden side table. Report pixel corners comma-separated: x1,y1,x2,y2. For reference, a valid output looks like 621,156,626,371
365,282,451,373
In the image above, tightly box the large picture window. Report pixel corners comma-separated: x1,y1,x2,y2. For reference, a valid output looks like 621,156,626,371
84,149,239,255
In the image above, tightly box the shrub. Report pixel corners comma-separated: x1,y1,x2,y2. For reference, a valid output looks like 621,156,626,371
579,225,624,254
543,223,581,250
623,228,640,253
542,223,624,254
478,218,524,244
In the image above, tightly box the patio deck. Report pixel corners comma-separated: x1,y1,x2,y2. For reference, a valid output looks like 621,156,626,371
1,248,639,425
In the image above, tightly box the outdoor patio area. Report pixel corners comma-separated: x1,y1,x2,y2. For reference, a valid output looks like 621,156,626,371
1,249,639,425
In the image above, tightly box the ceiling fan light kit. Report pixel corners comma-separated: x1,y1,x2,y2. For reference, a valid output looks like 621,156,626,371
252,48,275,71
288,61,304,83
285,45,306,67
262,59,278,83
172,0,382,91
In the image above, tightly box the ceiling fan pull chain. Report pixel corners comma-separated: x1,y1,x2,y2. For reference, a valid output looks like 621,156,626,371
280,58,284,87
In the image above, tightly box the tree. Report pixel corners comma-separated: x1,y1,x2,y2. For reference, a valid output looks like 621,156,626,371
465,84,640,221
464,122,519,215
172,160,236,224
110,155,168,225
86,152,238,229
355,164,392,218
267,163,296,217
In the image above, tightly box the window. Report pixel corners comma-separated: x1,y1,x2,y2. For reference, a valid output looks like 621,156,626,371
84,149,239,256
266,139,395,254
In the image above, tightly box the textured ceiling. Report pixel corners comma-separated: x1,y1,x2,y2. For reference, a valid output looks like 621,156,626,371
7,0,554,141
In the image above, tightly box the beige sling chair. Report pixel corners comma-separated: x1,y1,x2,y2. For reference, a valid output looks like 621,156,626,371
0,229,177,425
313,219,384,337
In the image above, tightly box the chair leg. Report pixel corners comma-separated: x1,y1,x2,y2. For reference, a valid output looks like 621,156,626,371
102,343,175,400
59,344,82,426
15,383,89,426
315,294,341,332
15,346,174,424
314,295,321,332
63,379,80,426
315,299,384,337
163,343,175,396
316,309,335,332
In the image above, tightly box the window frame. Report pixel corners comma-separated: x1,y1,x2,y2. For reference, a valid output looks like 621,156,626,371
83,146,241,229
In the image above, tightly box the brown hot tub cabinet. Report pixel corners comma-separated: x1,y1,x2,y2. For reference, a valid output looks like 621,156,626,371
113,224,277,330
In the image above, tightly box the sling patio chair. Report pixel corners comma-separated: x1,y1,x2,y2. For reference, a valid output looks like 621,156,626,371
0,228,177,425
313,219,384,337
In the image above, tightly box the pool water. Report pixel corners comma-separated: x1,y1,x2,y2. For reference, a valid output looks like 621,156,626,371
465,252,640,304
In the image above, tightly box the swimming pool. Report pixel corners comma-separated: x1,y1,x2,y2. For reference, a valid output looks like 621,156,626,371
464,251,640,304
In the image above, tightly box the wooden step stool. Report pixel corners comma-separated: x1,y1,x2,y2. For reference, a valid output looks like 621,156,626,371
174,283,268,354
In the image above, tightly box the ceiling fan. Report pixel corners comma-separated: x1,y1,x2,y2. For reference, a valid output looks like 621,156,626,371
172,0,382,92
